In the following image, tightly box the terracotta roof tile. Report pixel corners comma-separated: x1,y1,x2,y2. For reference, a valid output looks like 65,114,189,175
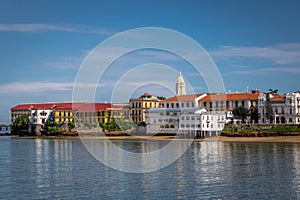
269,94,285,101
201,93,260,101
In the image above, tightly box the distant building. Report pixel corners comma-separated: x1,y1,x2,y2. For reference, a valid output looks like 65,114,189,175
129,93,160,123
176,71,186,96
11,102,128,134
0,124,11,134
258,92,300,124
199,92,260,123
145,107,225,137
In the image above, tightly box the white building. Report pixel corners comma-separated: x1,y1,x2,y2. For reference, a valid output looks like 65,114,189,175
145,107,226,138
0,124,11,134
29,109,52,125
258,92,300,124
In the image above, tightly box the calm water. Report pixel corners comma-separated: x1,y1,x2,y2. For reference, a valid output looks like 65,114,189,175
0,137,299,199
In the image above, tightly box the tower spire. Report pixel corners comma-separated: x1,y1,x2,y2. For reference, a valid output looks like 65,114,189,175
176,71,186,96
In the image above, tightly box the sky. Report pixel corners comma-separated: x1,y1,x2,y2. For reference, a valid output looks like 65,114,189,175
0,0,300,123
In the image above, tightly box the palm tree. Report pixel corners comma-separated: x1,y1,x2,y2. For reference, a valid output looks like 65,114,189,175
269,88,278,94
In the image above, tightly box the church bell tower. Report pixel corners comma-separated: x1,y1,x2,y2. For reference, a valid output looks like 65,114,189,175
176,71,186,96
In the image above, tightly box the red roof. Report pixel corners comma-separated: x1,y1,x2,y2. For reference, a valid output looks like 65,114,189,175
269,94,285,102
139,93,152,99
76,103,112,112
201,93,260,101
11,102,110,112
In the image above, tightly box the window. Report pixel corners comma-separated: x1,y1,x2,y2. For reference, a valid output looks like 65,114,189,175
191,116,195,120
282,108,284,114
242,101,245,107
167,103,169,108
181,103,184,107
191,124,195,128
171,103,174,108
186,103,189,107
226,101,229,108
181,124,184,128
176,103,179,108
209,102,212,109
289,118,293,123
290,108,293,114
203,102,207,107
235,101,238,107
181,116,185,120
216,101,219,108
186,116,190,120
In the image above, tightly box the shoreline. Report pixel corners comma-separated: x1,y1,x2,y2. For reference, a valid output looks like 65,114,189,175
9,135,300,143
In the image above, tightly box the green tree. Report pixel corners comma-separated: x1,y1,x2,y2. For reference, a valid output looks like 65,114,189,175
68,121,75,129
12,115,29,133
233,106,250,123
157,96,166,100
250,107,259,123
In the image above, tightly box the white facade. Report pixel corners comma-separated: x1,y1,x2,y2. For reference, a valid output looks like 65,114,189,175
29,109,52,125
179,111,226,132
258,92,300,124
145,107,226,136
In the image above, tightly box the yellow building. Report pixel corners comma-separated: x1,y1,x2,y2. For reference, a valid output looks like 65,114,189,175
129,93,160,123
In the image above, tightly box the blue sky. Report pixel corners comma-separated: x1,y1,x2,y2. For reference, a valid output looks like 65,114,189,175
0,0,300,123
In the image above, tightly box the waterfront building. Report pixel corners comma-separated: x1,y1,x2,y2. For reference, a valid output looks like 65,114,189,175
12,102,128,134
129,93,160,123
258,92,300,124
98,103,129,124
145,107,226,137
199,91,260,123
11,104,32,123
0,124,11,134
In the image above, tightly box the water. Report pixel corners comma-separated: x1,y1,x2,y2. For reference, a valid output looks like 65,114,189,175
0,136,299,199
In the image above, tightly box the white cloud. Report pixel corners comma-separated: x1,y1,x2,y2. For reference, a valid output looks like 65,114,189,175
42,56,84,70
210,43,300,65
0,82,74,94
0,23,115,35
223,66,300,76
